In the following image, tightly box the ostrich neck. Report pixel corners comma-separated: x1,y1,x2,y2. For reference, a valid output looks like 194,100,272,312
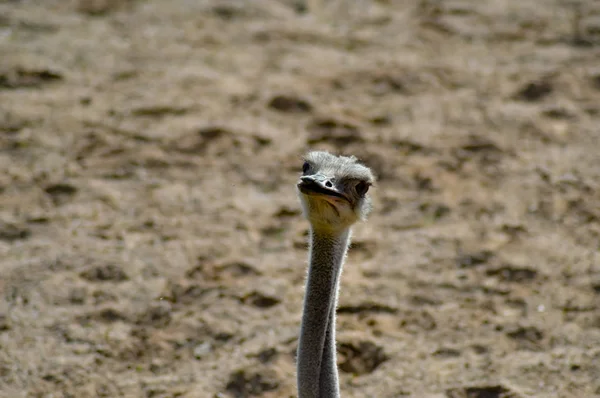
297,227,351,398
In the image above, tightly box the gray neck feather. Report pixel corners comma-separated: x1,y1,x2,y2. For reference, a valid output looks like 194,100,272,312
297,228,350,398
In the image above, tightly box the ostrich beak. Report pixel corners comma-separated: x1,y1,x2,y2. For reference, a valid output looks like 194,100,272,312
297,175,349,202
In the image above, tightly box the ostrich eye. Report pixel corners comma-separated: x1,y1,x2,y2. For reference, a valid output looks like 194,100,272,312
355,181,369,196
302,161,310,174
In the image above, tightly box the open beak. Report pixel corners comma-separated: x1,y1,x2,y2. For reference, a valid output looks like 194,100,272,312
297,176,349,202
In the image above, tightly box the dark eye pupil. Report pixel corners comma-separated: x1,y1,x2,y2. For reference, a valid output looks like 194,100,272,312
356,182,369,195
302,162,310,174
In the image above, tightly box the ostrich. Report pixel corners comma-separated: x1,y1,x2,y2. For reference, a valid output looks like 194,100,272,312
296,151,375,398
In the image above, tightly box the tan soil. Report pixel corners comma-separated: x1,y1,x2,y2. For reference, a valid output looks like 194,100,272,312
1,1,600,397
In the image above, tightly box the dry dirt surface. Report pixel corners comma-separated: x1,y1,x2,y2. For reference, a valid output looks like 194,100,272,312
1,0,600,397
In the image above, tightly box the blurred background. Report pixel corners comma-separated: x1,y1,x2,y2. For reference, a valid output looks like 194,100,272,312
1,0,599,397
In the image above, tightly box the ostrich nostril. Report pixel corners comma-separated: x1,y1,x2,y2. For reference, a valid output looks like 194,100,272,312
325,181,333,188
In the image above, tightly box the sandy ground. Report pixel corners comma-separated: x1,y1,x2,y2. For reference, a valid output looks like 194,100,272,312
1,0,600,397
